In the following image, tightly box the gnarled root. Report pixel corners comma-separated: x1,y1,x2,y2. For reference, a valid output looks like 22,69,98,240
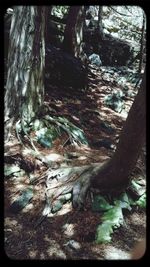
72,167,93,209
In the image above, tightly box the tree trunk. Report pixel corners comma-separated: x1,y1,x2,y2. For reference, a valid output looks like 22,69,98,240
91,71,146,192
96,6,104,40
138,14,146,73
63,6,85,59
4,6,47,126
72,71,146,208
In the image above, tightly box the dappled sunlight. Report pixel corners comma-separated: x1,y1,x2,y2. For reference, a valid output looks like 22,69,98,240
62,223,75,237
11,176,28,183
129,213,146,227
44,237,67,259
4,5,146,259
5,217,23,239
43,153,65,162
103,245,130,260
5,217,19,227
46,245,67,259
55,203,72,216
22,203,34,212
39,252,46,259
28,250,38,259
22,147,34,156
11,184,27,192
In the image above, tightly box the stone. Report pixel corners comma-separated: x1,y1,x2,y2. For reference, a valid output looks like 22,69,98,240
89,53,102,67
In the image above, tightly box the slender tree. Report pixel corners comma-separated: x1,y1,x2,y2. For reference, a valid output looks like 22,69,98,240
93,72,146,189
138,13,146,74
63,6,85,59
96,6,104,40
72,71,146,207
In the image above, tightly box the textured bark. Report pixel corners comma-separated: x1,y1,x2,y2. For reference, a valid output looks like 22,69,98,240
5,6,47,124
91,72,146,192
72,72,146,208
96,6,104,40
63,6,85,59
138,14,146,73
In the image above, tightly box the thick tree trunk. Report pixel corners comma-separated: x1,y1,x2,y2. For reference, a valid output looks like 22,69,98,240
91,71,146,192
4,6,47,125
63,6,85,59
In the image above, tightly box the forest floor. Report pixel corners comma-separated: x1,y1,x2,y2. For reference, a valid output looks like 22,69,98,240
4,65,146,260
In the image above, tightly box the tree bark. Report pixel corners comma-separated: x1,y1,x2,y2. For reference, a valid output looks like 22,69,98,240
63,6,85,59
71,71,146,208
91,71,146,192
5,6,47,125
96,6,104,40
138,14,146,73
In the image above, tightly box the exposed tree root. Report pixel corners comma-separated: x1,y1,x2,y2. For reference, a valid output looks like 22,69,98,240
33,162,104,226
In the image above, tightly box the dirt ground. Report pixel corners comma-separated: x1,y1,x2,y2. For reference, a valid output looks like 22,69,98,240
4,66,146,260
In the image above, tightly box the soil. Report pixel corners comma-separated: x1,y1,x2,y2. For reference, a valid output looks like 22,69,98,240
4,65,146,260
